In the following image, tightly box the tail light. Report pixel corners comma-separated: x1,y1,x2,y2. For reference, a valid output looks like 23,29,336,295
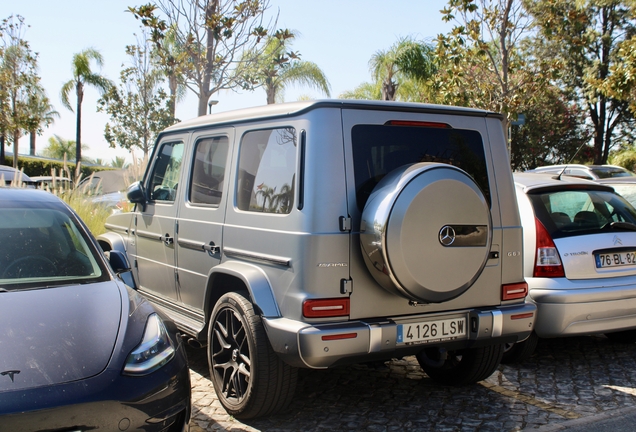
303,298,350,318
534,217,565,278
502,282,528,300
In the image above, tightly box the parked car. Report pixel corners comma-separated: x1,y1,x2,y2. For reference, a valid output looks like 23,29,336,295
527,164,635,180
595,177,636,208
78,169,132,212
99,99,535,419
504,172,636,363
0,188,191,431
31,175,73,190
0,166,35,187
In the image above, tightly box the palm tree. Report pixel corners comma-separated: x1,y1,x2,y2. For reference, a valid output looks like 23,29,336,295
60,48,112,166
245,33,331,104
111,156,129,169
27,89,59,156
370,37,436,101
41,134,88,161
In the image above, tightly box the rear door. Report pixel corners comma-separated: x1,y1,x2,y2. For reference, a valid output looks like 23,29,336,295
134,136,186,302
530,187,636,279
175,129,233,319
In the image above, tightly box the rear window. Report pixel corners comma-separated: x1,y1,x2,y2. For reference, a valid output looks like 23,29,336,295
527,189,636,239
352,124,490,210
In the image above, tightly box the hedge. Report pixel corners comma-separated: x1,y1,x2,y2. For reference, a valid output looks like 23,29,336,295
2,155,111,179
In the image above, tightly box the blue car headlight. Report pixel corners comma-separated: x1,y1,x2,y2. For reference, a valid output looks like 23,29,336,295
123,313,176,376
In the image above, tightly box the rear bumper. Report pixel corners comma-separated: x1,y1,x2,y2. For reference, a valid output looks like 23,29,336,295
528,281,636,337
263,303,536,368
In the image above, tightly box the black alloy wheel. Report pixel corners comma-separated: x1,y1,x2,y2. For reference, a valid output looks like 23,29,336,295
208,291,297,419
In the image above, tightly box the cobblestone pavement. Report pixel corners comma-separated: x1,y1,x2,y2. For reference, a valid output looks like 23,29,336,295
186,335,636,431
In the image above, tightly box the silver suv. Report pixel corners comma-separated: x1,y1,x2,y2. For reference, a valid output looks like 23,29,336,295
100,100,536,419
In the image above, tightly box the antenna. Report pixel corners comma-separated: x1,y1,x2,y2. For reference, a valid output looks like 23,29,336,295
555,141,589,181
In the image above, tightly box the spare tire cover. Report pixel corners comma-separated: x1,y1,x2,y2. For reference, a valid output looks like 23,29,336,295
360,162,492,303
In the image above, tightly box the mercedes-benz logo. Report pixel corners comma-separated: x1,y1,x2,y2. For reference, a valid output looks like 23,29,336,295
439,226,456,246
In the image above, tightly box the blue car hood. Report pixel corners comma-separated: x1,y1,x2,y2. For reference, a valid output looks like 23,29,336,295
0,282,122,392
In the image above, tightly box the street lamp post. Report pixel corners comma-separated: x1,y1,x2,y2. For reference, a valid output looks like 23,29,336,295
208,100,219,114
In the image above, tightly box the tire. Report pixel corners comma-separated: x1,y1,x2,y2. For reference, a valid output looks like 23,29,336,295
416,344,504,386
208,291,297,419
605,329,636,343
360,163,492,303
501,332,538,364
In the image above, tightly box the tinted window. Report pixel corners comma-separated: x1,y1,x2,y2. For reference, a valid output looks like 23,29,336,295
528,189,636,239
352,124,490,210
189,136,228,206
590,167,635,179
0,207,107,288
236,128,296,213
148,141,184,202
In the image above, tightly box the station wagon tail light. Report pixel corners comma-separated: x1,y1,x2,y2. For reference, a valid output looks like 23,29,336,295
385,120,452,128
303,298,350,318
502,282,528,300
534,217,565,278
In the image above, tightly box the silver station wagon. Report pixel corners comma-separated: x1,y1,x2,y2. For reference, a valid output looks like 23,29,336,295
504,172,636,362
100,100,536,418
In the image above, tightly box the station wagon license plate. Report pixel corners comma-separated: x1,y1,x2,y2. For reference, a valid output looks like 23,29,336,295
397,317,467,345
595,251,636,268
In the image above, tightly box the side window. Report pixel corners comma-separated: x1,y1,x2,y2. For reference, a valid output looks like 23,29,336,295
189,136,229,206
236,128,296,213
148,141,184,202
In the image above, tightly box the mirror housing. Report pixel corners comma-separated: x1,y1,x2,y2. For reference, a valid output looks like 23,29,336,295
107,249,137,289
127,181,146,211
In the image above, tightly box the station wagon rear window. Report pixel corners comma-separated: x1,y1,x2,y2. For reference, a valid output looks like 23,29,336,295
527,189,636,239
352,124,490,210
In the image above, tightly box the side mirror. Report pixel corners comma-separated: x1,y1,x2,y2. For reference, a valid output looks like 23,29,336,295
127,181,146,211
106,249,137,289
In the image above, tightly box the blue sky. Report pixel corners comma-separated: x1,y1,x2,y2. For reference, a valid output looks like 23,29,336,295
0,0,453,163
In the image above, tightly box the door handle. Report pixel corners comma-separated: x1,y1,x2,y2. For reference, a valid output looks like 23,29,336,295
160,233,174,246
203,241,220,256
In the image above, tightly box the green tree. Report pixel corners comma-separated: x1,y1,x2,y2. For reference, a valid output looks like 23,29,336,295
60,48,113,167
111,156,129,169
526,0,636,164
26,88,58,156
130,1,279,116
41,134,88,161
435,0,548,139
339,81,382,100
369,37,436,101
510,85,592,170
242,32,331,104
0,15,42,167
98,33,176,159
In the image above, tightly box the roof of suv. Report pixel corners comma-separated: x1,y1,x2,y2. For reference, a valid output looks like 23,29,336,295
163,99,502,133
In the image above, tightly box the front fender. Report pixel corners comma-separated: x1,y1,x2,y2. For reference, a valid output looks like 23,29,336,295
97,231,128,254
209,261,281,318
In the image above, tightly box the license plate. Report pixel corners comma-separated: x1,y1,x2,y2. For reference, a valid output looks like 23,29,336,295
595,251,636,268
397,317,467,345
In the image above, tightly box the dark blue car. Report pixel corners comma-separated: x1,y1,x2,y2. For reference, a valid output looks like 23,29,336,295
0,188,191,431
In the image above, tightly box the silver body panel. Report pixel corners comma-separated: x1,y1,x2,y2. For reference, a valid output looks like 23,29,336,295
101,100,533,368
515,172,636,338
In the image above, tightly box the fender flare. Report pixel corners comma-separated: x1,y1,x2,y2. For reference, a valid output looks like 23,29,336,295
97,231,128,253
209,261,281,318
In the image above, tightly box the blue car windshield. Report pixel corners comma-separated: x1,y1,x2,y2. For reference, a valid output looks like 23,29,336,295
0,207,107,287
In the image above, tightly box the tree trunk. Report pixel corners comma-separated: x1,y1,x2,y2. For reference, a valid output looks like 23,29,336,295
29,130,36,156
12,130,19,168
75,81,83,167
0,133,5,166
